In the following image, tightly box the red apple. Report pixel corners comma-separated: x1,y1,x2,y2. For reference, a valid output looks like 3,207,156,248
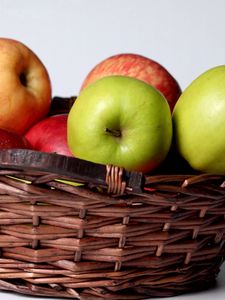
25,114,72,156
0,128,30,149
80,53,181,111
0,38,52,134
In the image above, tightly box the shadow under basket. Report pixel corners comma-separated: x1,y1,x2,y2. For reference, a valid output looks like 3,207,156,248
0,97,224,299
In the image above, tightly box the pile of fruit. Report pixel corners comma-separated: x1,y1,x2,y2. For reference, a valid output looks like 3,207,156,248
0,38,224,175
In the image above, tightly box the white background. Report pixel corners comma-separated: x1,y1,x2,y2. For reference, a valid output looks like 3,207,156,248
0,0,225,299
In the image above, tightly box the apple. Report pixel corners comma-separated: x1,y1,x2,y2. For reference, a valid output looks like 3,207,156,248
172,65,225,174
0,128,30,149
25,114,73,156
80,53,181,111
68,76,172,173
0,38,51,134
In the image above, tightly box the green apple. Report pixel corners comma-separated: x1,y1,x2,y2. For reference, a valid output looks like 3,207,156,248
68,76,172,173
173,65,225,174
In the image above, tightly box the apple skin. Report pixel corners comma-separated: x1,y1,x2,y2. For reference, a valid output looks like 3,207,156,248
172,65,225,174
0,38,51,134
80,53,181,111
68,76,172,173
25,114,73,156
0,128,30,149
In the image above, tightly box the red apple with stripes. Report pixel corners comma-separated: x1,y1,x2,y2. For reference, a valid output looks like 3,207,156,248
80,53,181,111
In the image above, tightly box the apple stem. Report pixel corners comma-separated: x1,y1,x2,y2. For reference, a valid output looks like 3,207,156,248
105,128,121,137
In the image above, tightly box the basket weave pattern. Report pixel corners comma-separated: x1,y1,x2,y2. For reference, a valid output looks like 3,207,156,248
0,96,224,299
0,166,224,299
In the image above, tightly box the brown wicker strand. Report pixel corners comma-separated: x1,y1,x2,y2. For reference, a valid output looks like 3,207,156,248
106,165,126,195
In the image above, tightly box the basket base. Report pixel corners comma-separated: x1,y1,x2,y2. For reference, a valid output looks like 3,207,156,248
0,262,221,299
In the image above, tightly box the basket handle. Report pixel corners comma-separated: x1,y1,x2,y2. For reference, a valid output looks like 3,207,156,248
0,149,144,194
48,96,77,115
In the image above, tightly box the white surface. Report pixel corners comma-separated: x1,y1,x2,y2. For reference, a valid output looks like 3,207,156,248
1,0,225,96
0,0,225,299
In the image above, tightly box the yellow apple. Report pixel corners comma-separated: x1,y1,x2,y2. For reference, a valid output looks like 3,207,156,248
0,38,52,134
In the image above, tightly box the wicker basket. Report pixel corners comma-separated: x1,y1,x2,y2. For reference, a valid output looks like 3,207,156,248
0,97,224,300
